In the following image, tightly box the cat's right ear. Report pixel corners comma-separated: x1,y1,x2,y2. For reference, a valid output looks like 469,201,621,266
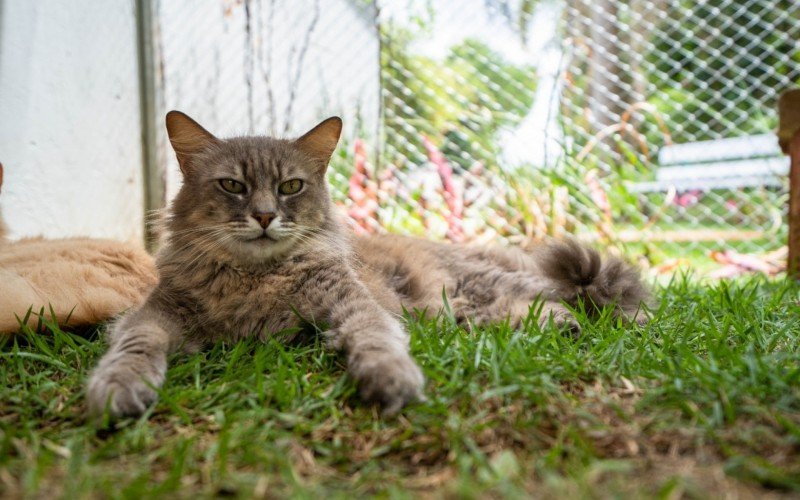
165,111,219,175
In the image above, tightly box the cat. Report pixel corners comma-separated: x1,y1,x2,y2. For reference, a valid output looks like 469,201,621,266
0,162,158,333
86,112,649,419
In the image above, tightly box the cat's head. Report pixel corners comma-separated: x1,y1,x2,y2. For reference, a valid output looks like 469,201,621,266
165,111,343,264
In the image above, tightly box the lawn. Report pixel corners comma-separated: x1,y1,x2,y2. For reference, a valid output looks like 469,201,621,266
1,275,799,498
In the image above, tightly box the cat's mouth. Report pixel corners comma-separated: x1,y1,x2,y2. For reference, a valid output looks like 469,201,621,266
248,233,277,243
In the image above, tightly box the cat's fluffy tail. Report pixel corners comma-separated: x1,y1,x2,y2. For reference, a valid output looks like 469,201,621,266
536,239,650,322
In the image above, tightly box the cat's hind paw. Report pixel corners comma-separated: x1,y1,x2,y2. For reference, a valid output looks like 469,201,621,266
538,302,581,338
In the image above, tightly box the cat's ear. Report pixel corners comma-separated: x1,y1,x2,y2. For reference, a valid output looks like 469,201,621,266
295,117,342,172
165,111,219,175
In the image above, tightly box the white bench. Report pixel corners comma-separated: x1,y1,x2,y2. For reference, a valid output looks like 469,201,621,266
631,134,790,193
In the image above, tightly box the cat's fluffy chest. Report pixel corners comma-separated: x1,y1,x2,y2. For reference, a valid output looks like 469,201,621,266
162,255,325,343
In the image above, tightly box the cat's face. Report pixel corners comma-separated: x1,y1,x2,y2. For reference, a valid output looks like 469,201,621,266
165,112,342,263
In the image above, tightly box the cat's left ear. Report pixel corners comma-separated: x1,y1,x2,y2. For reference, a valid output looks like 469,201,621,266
295,117,342,172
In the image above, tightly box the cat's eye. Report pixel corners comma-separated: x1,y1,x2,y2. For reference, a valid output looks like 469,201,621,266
278,179,303,195
219,179,246,194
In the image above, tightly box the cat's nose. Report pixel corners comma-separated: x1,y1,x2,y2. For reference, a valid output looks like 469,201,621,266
252,212,276,229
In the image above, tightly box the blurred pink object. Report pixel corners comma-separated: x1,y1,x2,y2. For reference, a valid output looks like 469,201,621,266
674,189,702,208
584,170,612,221
423,136,463,241
347,139,378,233
708,249,781,278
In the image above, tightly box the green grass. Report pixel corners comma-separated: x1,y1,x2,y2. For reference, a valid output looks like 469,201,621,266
2,276,800,498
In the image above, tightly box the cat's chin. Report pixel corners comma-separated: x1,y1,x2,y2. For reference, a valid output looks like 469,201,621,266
230,235,298,264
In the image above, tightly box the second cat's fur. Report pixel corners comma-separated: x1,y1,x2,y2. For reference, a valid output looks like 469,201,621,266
87,112,648,418
0,162,157,333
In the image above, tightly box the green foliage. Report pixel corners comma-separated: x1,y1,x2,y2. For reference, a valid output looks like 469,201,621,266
644,0,800,143
381,29,537,170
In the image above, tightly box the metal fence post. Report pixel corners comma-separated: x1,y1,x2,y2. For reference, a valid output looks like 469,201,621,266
135,0,164,249
779,89,800,279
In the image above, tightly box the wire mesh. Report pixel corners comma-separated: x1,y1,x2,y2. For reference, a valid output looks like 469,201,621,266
372,0,799,275
558,0,799,274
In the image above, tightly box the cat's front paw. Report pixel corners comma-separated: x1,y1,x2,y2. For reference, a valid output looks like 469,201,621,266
86,363,163,419
352,350,425,417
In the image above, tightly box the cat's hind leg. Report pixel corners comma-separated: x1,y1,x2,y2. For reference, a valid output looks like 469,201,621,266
86,301,183,419
454,295,580,335
538,301,581,336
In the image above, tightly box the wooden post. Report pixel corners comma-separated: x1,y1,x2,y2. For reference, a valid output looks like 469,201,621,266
778,90,800,279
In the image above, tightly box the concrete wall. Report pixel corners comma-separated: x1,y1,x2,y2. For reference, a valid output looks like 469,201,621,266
0,0,144,242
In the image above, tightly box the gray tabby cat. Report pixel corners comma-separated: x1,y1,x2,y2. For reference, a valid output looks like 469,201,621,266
87,112,648,418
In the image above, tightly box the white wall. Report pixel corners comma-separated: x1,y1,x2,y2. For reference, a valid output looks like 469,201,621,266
0,0,144,242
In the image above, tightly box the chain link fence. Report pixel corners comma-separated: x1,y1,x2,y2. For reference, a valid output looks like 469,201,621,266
558,0,799,275
369,0,800,276
151,0,800,276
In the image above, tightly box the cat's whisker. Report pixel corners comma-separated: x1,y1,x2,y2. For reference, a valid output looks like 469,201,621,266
167,224,234,238
169,229,234,265
181,233,235,270
287,229,339,250
290,226,347,250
